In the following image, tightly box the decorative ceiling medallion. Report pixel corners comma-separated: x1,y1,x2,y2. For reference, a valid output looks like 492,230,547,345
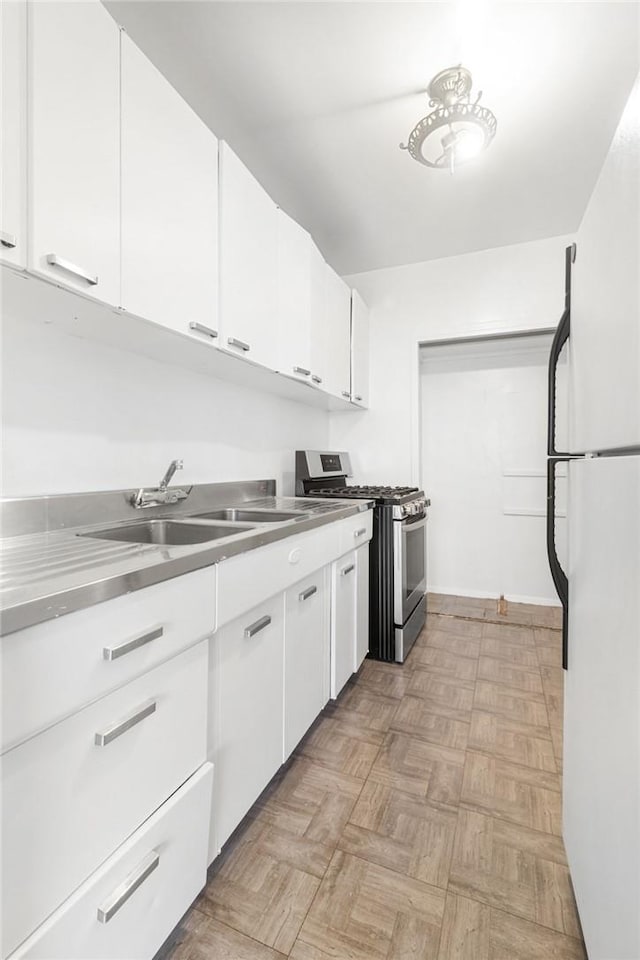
400,65,497,174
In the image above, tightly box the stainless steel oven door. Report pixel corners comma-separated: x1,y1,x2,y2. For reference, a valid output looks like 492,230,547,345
393,514,427,625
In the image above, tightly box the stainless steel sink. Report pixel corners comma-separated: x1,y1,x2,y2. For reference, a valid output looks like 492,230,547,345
191,508,308,523
79,520,255,546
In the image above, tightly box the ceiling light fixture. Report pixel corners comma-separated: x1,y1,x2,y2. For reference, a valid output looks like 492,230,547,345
400,65,497,174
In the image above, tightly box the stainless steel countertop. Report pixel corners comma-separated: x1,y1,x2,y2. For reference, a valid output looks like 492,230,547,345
0,495,372,636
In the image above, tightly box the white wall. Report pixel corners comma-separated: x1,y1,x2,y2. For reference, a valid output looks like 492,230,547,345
330,234,573,486
420,335,566,604
0,314,328,497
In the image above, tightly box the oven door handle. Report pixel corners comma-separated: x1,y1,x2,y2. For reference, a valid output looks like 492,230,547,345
399,514,427,532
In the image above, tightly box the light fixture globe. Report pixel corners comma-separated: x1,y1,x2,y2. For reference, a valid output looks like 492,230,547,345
400,65,497,174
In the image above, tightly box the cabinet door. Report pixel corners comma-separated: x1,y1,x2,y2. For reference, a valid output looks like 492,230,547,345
218,141,278,369
309,240,327,389
284,569,329,759
276,208,312,382
331,552,357,699
319,264,352,400
351,290,370,408
120,34,218,342
0,0,26,269
27,0,120,304
208,594,284,860
355,544,370,672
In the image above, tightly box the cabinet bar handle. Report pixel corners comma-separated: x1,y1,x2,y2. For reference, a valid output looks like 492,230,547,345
228,337,250,352
355,395,363,402
354,528,367,538
189,322,218,340
342,391,351,398
94,699,156,747
341,563,355,576
46,253,98,286
293,366,311,376
311,374,322,384
245,614,271,638
299,585,317,602
0,231,17,249
97,850,159,923
103,626,163,662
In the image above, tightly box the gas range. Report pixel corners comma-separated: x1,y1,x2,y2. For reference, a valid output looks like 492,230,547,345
295,450,429,662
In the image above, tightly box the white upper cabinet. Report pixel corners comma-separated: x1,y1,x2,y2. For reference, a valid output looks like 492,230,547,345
309,240,328,389
218,141,278,369
120,33,218,342
27,0,120,305
321,264,352,400
276,208,312,382
0,0,26,269
310,247,351,399
350,290,370,407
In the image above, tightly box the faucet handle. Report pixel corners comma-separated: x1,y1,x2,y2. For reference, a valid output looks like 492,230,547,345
159,458,184,491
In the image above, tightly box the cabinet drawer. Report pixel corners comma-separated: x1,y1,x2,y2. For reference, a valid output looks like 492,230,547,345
1,641,207,958
338,510,373,556
1,567,215,752
9,763,213,960
216,524,339,628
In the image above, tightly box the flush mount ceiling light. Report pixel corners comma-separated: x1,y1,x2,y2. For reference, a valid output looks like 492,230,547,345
400,65,497,174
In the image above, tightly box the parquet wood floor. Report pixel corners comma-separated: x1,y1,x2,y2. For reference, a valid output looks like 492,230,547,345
157,594,585,960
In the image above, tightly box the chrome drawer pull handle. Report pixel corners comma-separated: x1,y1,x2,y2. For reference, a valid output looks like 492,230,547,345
95,699,156,747
228,337,250,352
97,850,159,923
354,528,367,538
0,231,17,249
355,395,363,402
341,390,350,398
299,585,317,602
293,366,311,376
189,322,218,340
245,614,271,638
46,253,98,286
103,626,163,662
311,374,322,384
341,563,355,576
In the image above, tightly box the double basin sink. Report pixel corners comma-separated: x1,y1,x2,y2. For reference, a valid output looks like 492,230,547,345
80,508,310,547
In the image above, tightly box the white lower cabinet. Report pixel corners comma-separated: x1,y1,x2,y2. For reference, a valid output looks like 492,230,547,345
355,544,370,672
284,569,330,759
2,640,208,959
8,763,213,960
331,551,358,699
208,594,284,861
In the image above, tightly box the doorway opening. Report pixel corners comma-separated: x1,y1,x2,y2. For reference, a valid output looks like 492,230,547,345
419,330,567,605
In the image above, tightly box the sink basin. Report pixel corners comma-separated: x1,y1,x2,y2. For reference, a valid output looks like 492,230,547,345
79,520,255,546
191,508,308,523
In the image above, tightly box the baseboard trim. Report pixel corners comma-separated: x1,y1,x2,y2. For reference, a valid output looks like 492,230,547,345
427,586,561,607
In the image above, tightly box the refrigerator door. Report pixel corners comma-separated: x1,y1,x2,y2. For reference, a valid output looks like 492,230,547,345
570,77,640,453
564,455,640,959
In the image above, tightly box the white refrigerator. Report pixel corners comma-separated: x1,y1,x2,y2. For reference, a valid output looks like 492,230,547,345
547,79,640,960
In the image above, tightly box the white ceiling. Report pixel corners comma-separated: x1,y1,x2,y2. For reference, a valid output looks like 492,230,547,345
105,1,639,275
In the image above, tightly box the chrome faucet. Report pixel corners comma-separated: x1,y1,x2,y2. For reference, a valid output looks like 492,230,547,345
131,459,191,509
